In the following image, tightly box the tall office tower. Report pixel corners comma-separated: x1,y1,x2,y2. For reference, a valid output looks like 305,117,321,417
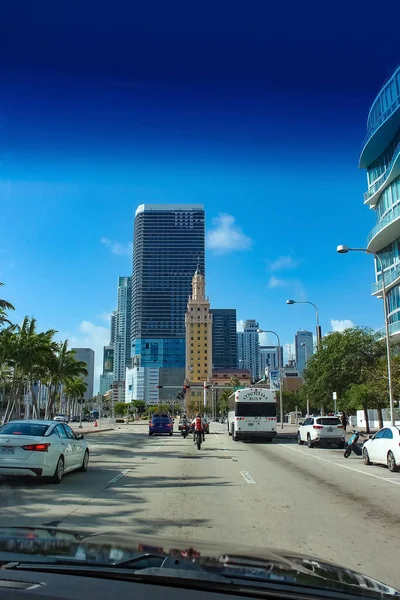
113,276,132,383
210,309,237,369
295,330,313,375
131,204,205,370
71,348,95,401
237,319,261,382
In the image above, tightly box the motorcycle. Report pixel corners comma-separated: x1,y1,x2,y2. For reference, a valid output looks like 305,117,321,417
194,430,203,450
344,429,364,458
181,424,189,439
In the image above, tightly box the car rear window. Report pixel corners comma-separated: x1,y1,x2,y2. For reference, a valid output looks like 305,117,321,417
316,418,341,425
152,417,170,422
0,423,50,436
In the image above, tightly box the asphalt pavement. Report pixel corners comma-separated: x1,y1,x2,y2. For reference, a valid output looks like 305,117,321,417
0,423,399,589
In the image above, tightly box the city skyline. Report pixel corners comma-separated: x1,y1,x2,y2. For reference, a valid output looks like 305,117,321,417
2,10,399,391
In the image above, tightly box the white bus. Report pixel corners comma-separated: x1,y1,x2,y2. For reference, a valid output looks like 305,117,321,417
227,388,277,442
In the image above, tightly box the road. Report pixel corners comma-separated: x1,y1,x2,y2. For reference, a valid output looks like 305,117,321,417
0,423,399,589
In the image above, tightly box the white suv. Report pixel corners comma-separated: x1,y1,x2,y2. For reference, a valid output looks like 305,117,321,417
298,416,345,448
54,413,69,423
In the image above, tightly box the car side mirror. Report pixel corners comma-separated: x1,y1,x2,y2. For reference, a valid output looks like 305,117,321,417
77,434,84,440
369,435,373,440
298,422,303,426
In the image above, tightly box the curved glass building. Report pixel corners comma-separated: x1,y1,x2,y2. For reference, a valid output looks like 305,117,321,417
360,65,400,342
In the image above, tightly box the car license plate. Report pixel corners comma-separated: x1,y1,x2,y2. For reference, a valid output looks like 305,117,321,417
0,446,15,454
327,427,333,432
248,423,254,426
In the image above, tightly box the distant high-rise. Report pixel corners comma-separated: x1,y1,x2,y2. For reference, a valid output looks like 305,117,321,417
210,309,237,369
260,345,283,374
72,348,94,401
295,330,314,375
131,204,205,369
113,276,132,383
110,311,117,346
237,320,261,382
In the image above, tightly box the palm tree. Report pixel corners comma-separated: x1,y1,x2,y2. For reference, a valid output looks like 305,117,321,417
64,378,87,418
45,341,88,418
0,283,14,312
2,317,56,422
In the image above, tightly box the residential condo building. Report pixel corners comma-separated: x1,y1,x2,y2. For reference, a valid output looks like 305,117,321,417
260,345,284,374
360,65,400,342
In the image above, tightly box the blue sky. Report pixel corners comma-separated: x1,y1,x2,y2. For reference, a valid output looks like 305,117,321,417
0,0,399,389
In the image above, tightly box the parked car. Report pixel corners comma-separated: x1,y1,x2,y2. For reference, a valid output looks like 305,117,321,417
70,416,80,423
298,416,345,448
149,415,173,436
0,420,89,482
54,413,69,423
362,426,400,472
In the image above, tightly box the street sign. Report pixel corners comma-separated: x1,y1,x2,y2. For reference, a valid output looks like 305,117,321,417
234,386,245,391
332,392,337,400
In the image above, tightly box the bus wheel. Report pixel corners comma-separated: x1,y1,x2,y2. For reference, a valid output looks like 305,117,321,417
232,428,238,442
228,424,232,436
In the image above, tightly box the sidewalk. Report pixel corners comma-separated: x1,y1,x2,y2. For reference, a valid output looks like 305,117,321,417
70,421,115,435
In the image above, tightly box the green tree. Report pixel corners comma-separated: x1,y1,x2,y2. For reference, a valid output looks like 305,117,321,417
114,402,127,417
303,327,384,414
64,378,88,417
44,341,88,419
0,283,15,313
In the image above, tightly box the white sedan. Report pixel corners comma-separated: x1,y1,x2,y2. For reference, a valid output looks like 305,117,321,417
0,420,89,483
362,426,400,472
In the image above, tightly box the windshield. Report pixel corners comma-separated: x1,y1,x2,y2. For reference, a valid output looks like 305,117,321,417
0,423,50,436
0,3,399,595
235,403,276,418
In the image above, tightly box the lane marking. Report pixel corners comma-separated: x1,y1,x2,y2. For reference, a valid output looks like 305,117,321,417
214,433,221,440
106,469,131,485
240,471,256,484
152,446,161,451
281,445,400,487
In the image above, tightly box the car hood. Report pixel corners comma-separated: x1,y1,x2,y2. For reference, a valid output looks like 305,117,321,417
0,526,397,597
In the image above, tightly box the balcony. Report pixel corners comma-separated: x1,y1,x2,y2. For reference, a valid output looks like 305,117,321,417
372,263,400,296
364,142,400,207
360,66,400,168
376,319,400,343
367,205,400,253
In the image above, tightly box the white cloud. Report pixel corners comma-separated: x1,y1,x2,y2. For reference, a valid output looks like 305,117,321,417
269,276,286,288
269,256,300,271
101,237,132,257
63,321,110,395
330,319,355,332
207,214,252,253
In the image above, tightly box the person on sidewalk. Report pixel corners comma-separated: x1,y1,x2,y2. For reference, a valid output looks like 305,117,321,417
341,411,348,433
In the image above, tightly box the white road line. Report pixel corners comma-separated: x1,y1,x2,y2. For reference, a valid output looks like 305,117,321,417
240,471,256,484
107,469,131,485
281,445,400,487
152,446,161,451
214,433,220,440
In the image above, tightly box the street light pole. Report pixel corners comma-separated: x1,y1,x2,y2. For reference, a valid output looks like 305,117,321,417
301,342,310,416
257,329,283,429
286,299,321,347
337,245,395,426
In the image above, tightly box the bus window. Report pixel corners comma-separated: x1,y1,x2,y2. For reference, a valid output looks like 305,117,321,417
235,402,276,417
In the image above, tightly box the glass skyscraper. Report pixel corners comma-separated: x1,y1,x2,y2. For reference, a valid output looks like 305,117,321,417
210,309,237,369
360,65,400,342
131,204,205,368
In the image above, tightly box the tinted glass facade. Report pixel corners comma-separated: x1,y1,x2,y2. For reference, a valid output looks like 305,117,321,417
210,309,237,369
132,204,205,367
363,66,400,338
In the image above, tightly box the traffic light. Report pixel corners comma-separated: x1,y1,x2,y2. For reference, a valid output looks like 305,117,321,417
155,385,163,389
183,385,190,389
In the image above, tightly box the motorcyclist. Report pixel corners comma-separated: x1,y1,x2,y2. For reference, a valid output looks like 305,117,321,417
181,414,189,429
192,413,206,442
